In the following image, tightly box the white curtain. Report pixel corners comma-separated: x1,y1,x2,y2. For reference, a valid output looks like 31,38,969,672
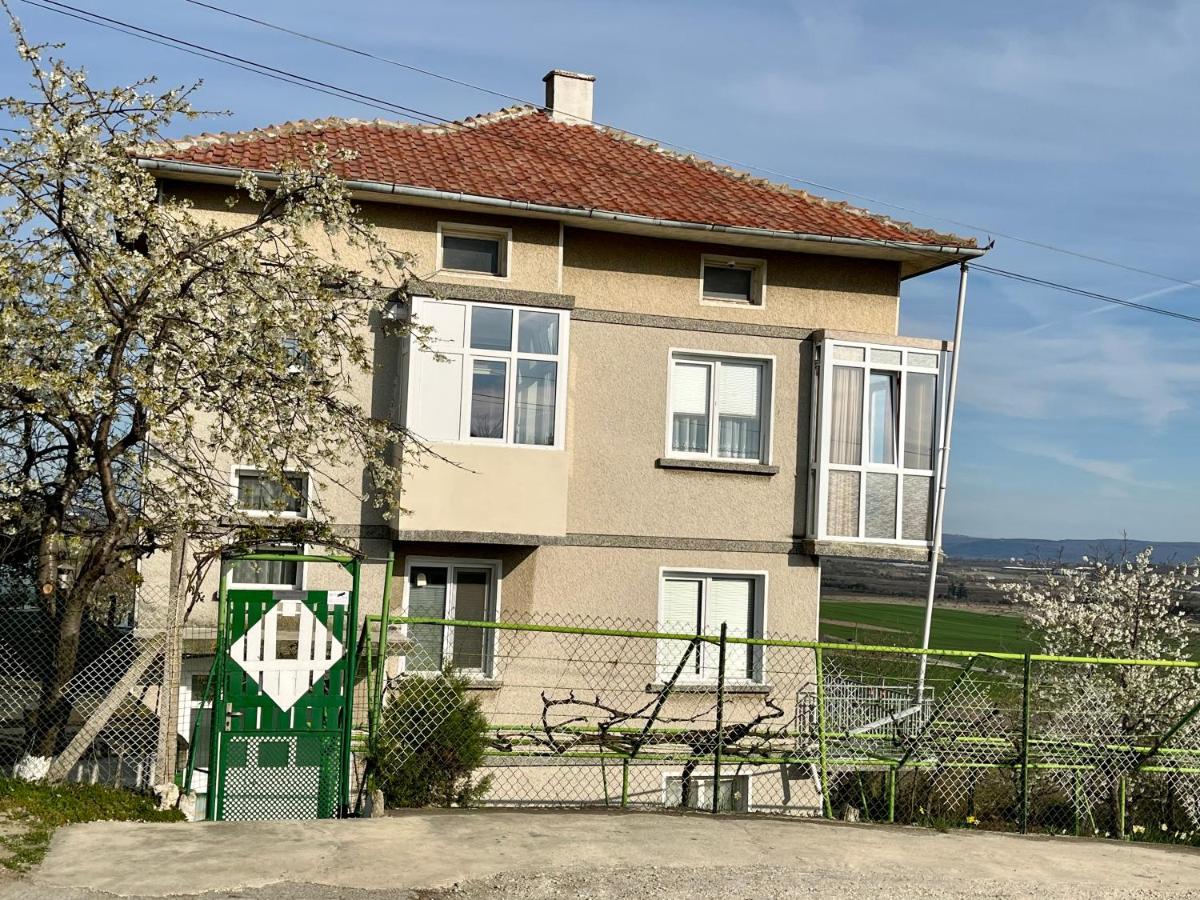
706,578,755,680
717,363,762,459
829,366,863,465
658,578,702,681
671,362,710,453
904,372,937,469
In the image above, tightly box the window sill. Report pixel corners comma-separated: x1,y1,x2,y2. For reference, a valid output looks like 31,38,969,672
656,458,778,476
464,678,503,691
645,682,772,696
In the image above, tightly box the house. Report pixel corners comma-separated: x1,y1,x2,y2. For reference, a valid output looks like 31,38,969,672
136,70,983,812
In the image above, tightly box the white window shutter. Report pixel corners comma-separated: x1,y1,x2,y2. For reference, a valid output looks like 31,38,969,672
707,578,754,680
671,362,710,415
658,578,702,681
409,299,466,441
717,363,760,417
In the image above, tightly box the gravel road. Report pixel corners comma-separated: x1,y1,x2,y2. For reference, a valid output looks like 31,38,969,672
5,810,1198,899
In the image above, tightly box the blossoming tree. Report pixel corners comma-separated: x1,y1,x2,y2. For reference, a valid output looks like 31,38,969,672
1002,548,1199,736
0,14,415,766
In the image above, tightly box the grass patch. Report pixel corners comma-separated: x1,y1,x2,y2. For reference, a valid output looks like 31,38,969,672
820,598,1037,654
0,777,184,872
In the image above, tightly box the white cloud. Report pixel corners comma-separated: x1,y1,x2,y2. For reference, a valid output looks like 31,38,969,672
1011,441,1169,490
958,315,1200,427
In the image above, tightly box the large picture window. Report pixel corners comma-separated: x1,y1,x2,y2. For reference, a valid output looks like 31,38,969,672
813,340,944,547
403,559,500,677
406,297,568,448
667,353,772,464
657,571,764,684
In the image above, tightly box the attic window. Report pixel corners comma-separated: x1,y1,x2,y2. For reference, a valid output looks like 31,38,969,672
701,256,765,306
439,223,510,277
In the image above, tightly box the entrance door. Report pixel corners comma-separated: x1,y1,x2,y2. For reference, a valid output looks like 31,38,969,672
210,588,355,820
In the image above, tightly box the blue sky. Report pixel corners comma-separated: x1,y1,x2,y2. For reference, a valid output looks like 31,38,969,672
7,1,1200,541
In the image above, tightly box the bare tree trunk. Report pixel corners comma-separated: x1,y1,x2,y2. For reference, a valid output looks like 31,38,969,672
26,590,87,760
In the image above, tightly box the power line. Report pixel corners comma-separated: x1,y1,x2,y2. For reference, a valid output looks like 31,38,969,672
182,0,1200,293
18,1,1200,327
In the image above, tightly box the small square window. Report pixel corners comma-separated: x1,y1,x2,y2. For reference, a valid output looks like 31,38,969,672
440,225,508,276
701,256,764,305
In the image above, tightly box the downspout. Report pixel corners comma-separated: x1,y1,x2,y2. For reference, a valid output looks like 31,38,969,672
915,261,970,702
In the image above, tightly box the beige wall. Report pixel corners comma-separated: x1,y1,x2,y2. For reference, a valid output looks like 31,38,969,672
563,229,900,333
565,321,809,542
399,443,568,535
145,183,911,634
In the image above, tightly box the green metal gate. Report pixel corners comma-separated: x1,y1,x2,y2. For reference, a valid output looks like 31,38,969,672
207,553,361,820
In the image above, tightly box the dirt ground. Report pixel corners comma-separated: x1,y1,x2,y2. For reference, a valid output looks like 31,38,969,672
5,810,1199,899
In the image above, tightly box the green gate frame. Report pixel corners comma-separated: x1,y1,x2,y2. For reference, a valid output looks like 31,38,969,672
203,551,362,820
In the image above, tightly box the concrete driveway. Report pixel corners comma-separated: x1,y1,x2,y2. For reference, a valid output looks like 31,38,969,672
8,810,1200,899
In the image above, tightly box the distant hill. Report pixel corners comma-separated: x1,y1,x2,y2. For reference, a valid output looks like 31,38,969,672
942,534,1200,564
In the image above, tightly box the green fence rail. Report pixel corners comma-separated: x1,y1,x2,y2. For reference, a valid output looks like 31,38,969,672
363,612,1200,842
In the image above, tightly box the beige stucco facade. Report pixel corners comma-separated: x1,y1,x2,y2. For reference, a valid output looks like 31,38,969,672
143,180,926,624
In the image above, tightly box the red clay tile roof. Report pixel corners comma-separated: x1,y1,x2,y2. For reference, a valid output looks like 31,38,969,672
139,106,975,249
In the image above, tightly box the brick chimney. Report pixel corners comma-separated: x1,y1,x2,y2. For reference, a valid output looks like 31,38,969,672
543,70,595,125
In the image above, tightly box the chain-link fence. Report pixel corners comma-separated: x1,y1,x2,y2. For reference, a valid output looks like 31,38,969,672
364,612,1200,843
5,571,1199,844
0,578,216,806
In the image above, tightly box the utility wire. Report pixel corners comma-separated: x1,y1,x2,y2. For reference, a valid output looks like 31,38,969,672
19,1,1200,327
182,0,1200,293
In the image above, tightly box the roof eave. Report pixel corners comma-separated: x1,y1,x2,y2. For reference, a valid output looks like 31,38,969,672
135,157,987,278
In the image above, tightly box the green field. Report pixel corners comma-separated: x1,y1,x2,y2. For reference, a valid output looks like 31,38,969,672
819,598,1036,655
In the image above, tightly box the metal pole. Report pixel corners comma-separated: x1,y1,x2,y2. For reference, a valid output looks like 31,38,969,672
1019,653,1032,834
207,561,229,821
712,623,727,815
916,262,971,700
371,552,395,735
621,758,630,809
887,767,896,822
340,558,362,818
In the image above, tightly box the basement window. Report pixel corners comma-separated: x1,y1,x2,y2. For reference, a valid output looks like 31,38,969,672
438,223,510,277
701,255,765,306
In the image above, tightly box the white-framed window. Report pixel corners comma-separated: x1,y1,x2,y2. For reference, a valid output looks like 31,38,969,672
700,255,766,306
811,339,945,547
402,558,501,677
405,296,569,448
437,222,511,278
664,773,750,812
229,468,308,589
657,570,765,684
233,468,307,518
667,352,773,464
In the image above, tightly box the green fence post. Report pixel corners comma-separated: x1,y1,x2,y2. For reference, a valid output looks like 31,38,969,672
815,647,832,818
371,552,395,735
340,558,362,818
1019,653,1032,834
206,561,230,822
712,623,727,815
887,767,896,823
621,758,630,809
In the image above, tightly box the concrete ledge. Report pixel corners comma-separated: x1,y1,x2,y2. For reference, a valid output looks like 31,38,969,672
801,538,932,563
656,457,779,476
409,278,575,309
394,529,798,554
646,682,772,695
572,307,815,340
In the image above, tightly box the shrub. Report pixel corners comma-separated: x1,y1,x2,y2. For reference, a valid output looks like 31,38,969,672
369,670,492,808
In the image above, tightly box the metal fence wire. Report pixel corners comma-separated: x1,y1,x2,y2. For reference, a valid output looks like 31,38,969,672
0,580,214,801
3,572,1199,844
365,612,1200,842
